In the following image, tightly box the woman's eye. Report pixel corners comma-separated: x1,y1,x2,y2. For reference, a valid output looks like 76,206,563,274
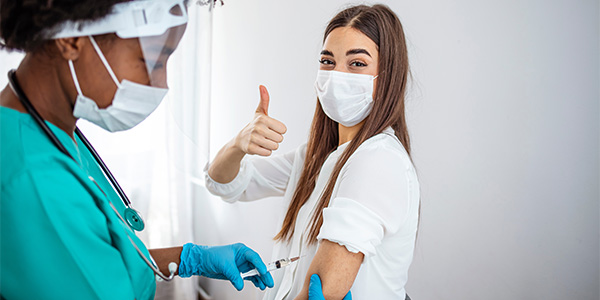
319,58,334,65
350,61,367,67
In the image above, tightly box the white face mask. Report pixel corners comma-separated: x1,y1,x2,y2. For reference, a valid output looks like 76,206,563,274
314,70,378,127
70,36,168,132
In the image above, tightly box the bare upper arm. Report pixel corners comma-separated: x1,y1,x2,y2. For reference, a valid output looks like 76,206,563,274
294,240,364,300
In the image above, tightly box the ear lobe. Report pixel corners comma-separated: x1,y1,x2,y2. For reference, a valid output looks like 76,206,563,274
54,37,87,61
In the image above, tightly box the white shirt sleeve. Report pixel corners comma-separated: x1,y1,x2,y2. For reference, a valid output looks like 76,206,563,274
317,142,414,258
204,145,304,203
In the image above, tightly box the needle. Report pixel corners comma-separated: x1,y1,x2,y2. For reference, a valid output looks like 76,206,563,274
241,256,302,279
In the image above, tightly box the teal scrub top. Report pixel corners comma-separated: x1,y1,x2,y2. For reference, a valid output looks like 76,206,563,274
1,107,156,299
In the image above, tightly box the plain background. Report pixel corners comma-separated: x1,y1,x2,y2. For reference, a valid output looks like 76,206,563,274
1,0,598,299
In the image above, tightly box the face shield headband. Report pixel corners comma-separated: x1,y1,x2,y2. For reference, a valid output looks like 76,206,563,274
50,0,189,40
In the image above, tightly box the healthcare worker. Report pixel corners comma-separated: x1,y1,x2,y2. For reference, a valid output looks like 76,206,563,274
0,0,275,298
0,1,347,299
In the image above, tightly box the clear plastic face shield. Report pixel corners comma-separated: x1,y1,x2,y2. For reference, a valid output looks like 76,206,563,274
138,24,187,88
135,1,189,88
51,0,214,89
52,0,217,160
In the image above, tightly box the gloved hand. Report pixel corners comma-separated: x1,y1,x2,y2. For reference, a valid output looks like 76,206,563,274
308,274,352,300
179,243,274,291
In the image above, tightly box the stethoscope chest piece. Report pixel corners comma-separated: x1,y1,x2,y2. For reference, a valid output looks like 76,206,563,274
125,208,145,231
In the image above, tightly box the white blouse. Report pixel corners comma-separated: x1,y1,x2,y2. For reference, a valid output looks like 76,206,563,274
205,127,420,299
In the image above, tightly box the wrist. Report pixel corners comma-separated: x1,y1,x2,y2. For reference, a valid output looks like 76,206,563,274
227,138,247,160
179,243,208,278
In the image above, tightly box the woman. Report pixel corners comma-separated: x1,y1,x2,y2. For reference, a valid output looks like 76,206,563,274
206,4,419,300
0,1,276,298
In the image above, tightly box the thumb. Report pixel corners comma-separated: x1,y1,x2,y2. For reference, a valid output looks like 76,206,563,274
256,85,270,115
308,274,325,300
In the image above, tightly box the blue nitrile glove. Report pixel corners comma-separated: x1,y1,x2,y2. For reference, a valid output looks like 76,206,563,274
308,274,352,300
179,243,274,291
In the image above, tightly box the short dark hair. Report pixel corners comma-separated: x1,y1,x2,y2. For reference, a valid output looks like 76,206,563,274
0,0,131,52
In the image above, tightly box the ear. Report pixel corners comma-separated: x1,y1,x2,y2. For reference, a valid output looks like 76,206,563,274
54,37,87,61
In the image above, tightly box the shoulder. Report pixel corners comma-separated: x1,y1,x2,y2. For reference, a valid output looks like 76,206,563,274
2,150,99,214
329,128,419,234
335,127,418,215
2,106,86,180
1,138,114,267
343,128,414,175
2,139,113,255
1,107,98,210
1,108,29,178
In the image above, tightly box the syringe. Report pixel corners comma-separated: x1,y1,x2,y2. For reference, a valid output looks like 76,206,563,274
241,256,302,279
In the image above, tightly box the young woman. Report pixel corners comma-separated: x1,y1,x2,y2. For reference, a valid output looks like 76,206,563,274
206,4,419,300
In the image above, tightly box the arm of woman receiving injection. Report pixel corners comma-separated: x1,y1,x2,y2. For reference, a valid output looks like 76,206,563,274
295,240,363,300
208,85,287,183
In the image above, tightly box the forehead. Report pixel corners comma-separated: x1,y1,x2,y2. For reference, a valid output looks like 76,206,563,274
322,26,378,55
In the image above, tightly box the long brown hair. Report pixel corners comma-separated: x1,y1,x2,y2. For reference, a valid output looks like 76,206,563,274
274,4,411,244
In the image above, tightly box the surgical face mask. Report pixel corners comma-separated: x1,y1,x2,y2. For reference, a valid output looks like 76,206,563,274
314,70,378,127
70,36,168,132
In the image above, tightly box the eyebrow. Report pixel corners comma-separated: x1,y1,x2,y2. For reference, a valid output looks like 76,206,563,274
320,50,334,56
319,48,372,57
346,48,371,57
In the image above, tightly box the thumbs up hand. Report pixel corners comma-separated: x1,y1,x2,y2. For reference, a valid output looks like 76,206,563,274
234,85,287,157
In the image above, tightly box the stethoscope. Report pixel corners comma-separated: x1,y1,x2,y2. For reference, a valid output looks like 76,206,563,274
7,70,177,281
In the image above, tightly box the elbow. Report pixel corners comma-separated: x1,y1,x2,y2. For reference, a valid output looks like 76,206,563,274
204,185,241,203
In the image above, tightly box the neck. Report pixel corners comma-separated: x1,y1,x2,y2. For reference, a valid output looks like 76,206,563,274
338,120,365,146
1,53,77,138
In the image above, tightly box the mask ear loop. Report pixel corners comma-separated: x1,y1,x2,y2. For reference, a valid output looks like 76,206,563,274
88,35,122,88
68,60,84,98
371,75,379,103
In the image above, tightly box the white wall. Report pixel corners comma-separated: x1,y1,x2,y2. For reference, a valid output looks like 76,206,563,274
206,0,599,299
0,52,24,86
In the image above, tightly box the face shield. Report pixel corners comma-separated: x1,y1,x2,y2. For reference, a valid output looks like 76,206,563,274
137,24,187,88
50,0,212,88
52,0,217,163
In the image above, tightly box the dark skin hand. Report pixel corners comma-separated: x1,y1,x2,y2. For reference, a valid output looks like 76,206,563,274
0,27,186,275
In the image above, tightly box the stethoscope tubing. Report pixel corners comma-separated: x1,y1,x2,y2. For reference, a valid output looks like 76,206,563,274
8,70,133,207
8,70,73,159
7,70,175,281
75,127,132,207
